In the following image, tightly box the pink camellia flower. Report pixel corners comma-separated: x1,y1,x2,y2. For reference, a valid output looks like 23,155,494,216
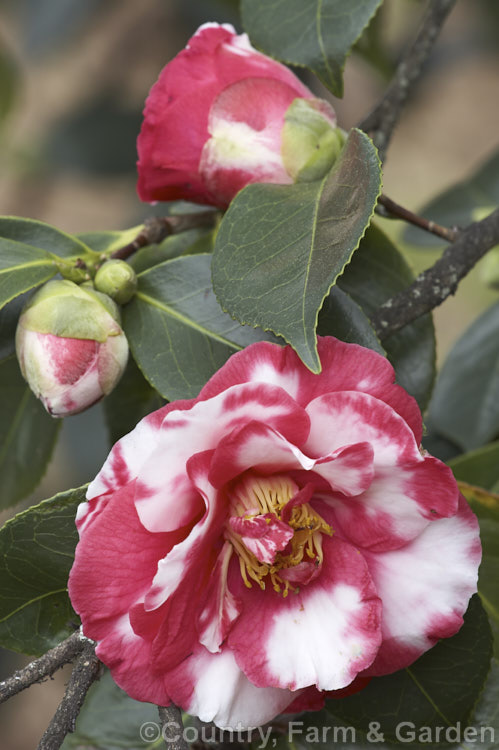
137,23,343,208
16,280,128,417
69,337,480,728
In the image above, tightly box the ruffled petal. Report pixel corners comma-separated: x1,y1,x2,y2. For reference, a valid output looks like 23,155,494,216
209,420,373,496
86,399,192,501
166,645,297,729
143,451,224,614
69,481,185,704
95,614,170,706
304,391,459,551
69,481,183,632
229,514,294,564
197,542,241,653
199,338,422,443
228,533,382,692
326,458,460,553
135,382,310,533
362,495,481,676
305,391,421,465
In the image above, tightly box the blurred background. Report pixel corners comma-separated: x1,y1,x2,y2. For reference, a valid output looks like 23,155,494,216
0,0,498,746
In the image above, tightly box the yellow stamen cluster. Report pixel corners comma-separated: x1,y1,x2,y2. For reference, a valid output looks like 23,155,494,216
225,474,332,597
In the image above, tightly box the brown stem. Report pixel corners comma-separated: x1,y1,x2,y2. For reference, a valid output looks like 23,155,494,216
0,632,86,705
111,212,219,261
371,207,499,339
37,640,101,750
378,194,459,242
158,704,190,750
359,0,457,161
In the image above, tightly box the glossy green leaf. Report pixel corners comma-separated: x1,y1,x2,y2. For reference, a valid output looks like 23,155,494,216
61,669,161,750
405,146,499,248
77,226,142,255
459,489,499,658
104,358,165,445
241,0,383,96
450,442,499,491
0,485,84,655
338,224,436,410
317,286,384,354
129,228,216,274
0,355,60,509
0,239,57,310
449,449,499,657
0,294,27,360
327,595,492,743
428,302,499,451
0,216,94,259
123,254,279,401
0,217,100,309
213,129,381,372
293,660,499,750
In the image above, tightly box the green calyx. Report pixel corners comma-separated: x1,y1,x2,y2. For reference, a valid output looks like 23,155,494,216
20,279,122,342
94,260,138,305
281,98,345,183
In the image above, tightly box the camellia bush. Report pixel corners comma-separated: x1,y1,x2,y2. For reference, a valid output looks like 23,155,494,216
1,2,499,749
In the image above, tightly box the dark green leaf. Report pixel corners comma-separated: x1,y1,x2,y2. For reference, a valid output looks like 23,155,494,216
0,355,60,509
338,224,436,410
449,442,499,491
317,286,384,354
428,302,499,451
76,226,142,255
0,239,57,310
0,485,84,655
422,423,461,463
294,660,499,750
448,453,499,657
405,147,499,249
123,254,279,401
454,659,499,750
0,216,94,259
61,669,161,750
104,358,165,445
327,595,492,743
213,129,381,372
130,228,216,274
0,294,28,360
241,0,383,96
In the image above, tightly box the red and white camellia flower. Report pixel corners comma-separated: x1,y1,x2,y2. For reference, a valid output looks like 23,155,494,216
137,23,343,208
69,337,480,729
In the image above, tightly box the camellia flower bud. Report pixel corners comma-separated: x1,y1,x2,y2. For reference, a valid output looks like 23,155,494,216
94,260,138,305
137,23,343,208
15,280,129,417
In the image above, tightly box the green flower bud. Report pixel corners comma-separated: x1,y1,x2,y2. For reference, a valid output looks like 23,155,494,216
281,98,345,183
94,260,138,305
16,280,128,417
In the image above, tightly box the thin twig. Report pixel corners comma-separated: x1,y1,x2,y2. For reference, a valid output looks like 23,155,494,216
371,207,499,339
0,632,86,705
359,0,457,160
110,212,219,261
378,194,459,242
37,640,101,750
158,704,190,750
